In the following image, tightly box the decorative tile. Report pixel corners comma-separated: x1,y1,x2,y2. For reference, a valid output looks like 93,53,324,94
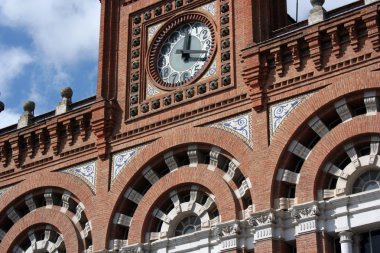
269,93,313,137
202,59,217,79
206,113,253,148
201,1,216,16
112,145,147,182
61,161,97,194
148,23,162,41
0,185,13,199
146,83,161,98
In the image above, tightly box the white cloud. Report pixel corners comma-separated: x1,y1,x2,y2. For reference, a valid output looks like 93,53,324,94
0,47,33,95
0,109,19,128
0,0,100,67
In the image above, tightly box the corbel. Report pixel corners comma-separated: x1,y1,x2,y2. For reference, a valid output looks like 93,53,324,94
241,48,268,112
326,27,341,58
47,121,60,156
270,47,284,77
288,40,302,71
344,20,359,52
305,31,322,70
363,11,380,52
9,136,21,168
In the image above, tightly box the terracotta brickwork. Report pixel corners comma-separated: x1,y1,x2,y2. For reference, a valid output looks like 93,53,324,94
0,0,380,252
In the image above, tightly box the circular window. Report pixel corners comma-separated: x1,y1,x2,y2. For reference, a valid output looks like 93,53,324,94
175,215,201,236
352,170,380,194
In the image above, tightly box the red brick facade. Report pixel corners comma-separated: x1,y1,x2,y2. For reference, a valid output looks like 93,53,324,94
0,0,380,252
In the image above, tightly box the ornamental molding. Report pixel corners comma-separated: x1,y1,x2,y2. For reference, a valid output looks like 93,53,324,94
60,161,97,194
269,92,313,138
291,204,320,221
111,144,147,183
206,112,253,148
248,210,276,227
214,222,241,238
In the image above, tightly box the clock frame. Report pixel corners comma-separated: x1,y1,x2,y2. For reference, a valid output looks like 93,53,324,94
126,0,234,119
147,12,217,91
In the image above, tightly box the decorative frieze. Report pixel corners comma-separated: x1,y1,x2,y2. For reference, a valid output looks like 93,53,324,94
112,145,146,182
206,113,252,148
60,161,96,193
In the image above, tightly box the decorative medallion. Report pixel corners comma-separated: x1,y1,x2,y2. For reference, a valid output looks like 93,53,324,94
60,161,96,193
111,145,147,182
206,113,253,148
269,93,313,137
147,12,217,90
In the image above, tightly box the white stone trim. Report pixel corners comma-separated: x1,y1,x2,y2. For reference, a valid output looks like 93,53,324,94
208,146,221,171
288,140,311,160
335,99,352,122
164,151,178,172
308,116,329,138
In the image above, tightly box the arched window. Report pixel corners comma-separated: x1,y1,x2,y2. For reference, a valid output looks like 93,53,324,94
352,170,380,194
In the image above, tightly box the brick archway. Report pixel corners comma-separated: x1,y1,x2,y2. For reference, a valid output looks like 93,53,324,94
0,171,95,218
104,127,256,245
267,71,380,207
296,115,380,203
0,208,81,253
127,165,239,244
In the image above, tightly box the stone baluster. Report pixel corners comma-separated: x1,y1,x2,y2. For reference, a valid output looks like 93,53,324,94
309,0,326,25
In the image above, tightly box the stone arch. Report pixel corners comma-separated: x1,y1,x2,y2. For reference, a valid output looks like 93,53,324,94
0,171,94,252
127,166,239,244
0,208,81,253
268,70,380,207
296,115,380,202
0,171,95,215
104,127,255,249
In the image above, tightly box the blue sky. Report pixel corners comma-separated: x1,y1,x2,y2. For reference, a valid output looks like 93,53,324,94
0,0,100,128
0,0,357,128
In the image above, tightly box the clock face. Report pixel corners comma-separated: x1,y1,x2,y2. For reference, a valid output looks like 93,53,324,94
147,13,216,90
157,22,212,85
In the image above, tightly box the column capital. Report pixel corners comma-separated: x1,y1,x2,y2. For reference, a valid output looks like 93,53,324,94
339,230,353,243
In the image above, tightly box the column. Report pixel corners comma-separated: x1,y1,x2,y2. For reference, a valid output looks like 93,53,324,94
339,231,353,253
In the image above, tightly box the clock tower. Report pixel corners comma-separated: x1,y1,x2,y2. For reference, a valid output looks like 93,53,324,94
1,0,380,252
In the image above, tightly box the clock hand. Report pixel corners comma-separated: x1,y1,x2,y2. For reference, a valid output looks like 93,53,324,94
175,49,208,54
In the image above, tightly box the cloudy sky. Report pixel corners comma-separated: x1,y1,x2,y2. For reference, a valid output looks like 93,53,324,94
0,0,358,128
